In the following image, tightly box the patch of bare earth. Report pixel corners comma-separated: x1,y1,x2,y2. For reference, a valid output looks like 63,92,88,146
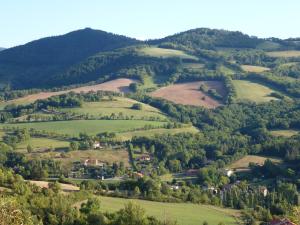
29,180,79,192
6,78,136,104
150,81,225,108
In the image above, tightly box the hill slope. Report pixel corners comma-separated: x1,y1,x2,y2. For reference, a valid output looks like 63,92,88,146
0,28,139,88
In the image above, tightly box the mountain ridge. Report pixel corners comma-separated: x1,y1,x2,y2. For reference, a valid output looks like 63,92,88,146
1,27,300,90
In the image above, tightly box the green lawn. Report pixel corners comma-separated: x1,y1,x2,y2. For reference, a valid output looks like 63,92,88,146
233,80,281,102
139,47,198,60
117,126,199,141
95,196,239,225
60,97,167,121
270,129,299,137
0,120,167,136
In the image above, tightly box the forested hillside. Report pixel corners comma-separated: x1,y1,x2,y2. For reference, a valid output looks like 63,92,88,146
0,28,139,88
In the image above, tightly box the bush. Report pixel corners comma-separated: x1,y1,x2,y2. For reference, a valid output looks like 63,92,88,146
131,103,143,110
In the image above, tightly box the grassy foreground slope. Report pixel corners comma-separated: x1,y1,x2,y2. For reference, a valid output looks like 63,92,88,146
0,120,167,136
96,196,239,225
233,80,281,102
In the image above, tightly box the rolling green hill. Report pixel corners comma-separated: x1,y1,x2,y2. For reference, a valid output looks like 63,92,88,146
0,28,139,89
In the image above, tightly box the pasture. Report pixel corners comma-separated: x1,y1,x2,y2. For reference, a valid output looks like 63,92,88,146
150,81,225,108
229,155,282,171
0,120,167,136
182,63,205,70
60,97,167,121
93,196,239,225
270,129,299,137
266,50,300,58
139,47,198,60
241,65,270,73
16,137,69,152
117,126,199,140
232,80,281,102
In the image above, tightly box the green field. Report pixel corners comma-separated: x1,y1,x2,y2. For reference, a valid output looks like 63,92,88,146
229,155,282,170
117,126,199,140
139,47,198,60
266,50,300,58
270,129,299,137
233,80,281,102
0,120,167,136
60,97,167,121
241,65,270,73
182,63,205,70
95,196,239,225
16,137,69,152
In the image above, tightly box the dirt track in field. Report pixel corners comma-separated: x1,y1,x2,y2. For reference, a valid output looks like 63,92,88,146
150,81,225,108
6,78,136,104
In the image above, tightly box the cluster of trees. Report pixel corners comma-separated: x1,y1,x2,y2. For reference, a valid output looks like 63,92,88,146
150,28,264,50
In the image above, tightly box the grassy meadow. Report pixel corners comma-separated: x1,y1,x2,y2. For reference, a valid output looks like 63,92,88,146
139,47,198,60
117,126,199,140
266,50,300,58
233,80,281,102
229,155,282,170
60,97,167,120
95,196,239,225
270,129,299,137
0,120,167,136
16,137,69,152
241,65,270,73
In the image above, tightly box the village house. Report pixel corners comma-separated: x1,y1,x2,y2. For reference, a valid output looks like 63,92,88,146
202,185,218,194
269,218,296,225
136,154,151,162
258,186,268,197
170,185,180,190
132,172,144,178
84,159,105,167
222,169,234,177
93,141,103,149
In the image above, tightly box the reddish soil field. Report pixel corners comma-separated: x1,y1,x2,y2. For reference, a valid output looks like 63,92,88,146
150,81,225,108
6,78,136,104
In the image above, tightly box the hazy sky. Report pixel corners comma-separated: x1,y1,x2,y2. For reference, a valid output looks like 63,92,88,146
1,0,299,47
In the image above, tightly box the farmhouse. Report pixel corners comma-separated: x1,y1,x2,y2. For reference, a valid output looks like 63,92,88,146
136,154,151,162
93,141,102,149
84,159,105,167
258,186,268,197
222,169,234,177
133,172,144,178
